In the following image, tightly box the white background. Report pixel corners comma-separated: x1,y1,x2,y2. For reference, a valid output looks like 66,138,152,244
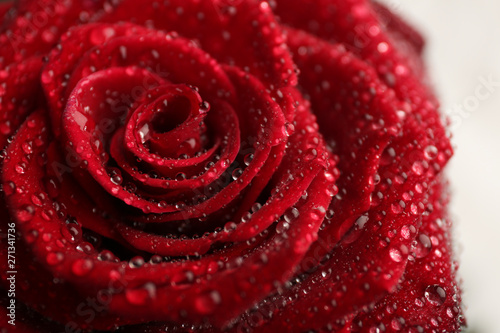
379,1,500,332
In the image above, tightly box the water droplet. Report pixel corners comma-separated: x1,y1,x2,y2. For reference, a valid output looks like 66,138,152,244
25,229,39,244
424,145,438,160
412,161,424,175
304,148,318,161
415,233,432,258
3,181,16,196
119,45,128,59
22,141,33,154
124,182,138,193
109,269,122,281
391,317,405,331
126,283,156,305
240,211,252,223
251,203,262,213
391,202,403,214
224,221,237,233
150,255,163,264
231,168,243,180
129,256,145,268
283,122,295,136
356,215,369,229
310,206,325,221
244,153,254,166
389,248,403,262
90,27,115,45
425,285,446,306
175,172,187,181
61,224,81,243
110,173,123,185
30,193,45,207
16,205,35,223
138,123,150,143
172,269,194,286
204,161,215,171
325,183,338,197
400,225,411,239
199,101,210,113
369,173,381,186
284,207,299,223
276,221,290,234
151,49,160,59
41,208,55,221
41,70,54,84
0,120,11,136
15,163,26,174
195,290,221,315
46,252,64,265
377,42,389,53
98,250,117,262
72,259,94,276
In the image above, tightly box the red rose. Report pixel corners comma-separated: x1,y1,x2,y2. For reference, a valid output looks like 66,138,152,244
0,0,464,332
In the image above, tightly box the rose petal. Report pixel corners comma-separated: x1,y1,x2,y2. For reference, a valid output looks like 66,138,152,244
97,0,296,88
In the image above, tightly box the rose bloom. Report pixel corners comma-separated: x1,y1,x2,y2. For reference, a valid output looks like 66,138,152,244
0,0,464,332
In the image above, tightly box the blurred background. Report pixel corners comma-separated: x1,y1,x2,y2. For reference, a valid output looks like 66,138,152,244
378,0,500,331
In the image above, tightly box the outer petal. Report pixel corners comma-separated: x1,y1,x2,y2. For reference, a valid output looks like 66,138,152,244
96,0,296,88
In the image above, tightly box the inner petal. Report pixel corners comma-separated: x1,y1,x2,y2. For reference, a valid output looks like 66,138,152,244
125,84,209,161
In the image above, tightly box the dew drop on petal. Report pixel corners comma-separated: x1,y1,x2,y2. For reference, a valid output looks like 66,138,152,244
175,172,187,181
355,215,369,229
138,123,150,143
46,252,64,265
15,163,26,174
411,161,424,175
391,203,403,214
244,153,254,166
195,290,221,315
304,148,318,161
389,248,403,262
110,174,123,185
0,121,11,136
119,45,128,59
199,101,210,113
391,317,405,331
3,181,16,196
16,205,35,223
276,221,290,234
41,70,54,84
25,229,39,244
224,221,237,233
251,203,262,213
150,255,163,264
282,122,295,136
425,285,446,306
232,168,243,180
125,283,156,305
41,208,55,221
284,207,300,223
72,259,94,276
400,225,411,239
61,224,82,243
424,145,438,160
415,233,432,258
129,256,145,268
